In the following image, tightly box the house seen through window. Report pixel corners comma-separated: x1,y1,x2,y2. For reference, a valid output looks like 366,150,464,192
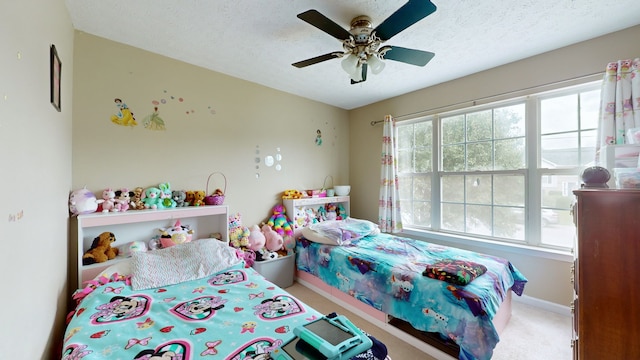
397,81,600,251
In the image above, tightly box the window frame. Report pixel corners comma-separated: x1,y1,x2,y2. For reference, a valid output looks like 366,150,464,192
396,80,602,257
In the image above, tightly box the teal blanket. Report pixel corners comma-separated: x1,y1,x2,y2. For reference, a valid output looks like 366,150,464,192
296,233,527,360
62,263,323,360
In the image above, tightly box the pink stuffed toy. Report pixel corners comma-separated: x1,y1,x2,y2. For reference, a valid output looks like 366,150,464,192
101,188,117,212
262,224,283,252
115,188,132,212
247,224,266,251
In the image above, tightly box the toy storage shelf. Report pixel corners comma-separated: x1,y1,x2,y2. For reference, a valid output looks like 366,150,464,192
283,196,350,236
70,206,229,290
597,144,640,187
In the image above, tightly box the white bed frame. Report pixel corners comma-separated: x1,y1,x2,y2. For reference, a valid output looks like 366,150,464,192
296,270,513,360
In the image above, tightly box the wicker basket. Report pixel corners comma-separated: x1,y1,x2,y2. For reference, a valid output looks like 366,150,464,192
204,172,226,205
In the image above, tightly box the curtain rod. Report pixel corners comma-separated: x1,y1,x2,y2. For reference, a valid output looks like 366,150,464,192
370,71,604,126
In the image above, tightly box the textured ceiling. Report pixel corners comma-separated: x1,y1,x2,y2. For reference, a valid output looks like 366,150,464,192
64,0,640,110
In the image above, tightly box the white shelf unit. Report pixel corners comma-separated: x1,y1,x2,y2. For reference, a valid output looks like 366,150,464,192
283,196,350,236
70,206,229,289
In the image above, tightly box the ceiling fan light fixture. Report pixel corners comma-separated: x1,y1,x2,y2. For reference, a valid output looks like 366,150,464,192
368,54,385,75
341,54,361,80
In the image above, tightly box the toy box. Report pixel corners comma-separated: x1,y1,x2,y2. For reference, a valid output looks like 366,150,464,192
252,253,295,288
614,168,640,188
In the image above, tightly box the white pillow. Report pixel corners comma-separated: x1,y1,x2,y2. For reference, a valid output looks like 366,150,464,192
130,238,241,290
302,218,380,245
93,259,132,279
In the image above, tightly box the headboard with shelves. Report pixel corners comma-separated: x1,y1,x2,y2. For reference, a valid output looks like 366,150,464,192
283,196,350,236
69,206,229,289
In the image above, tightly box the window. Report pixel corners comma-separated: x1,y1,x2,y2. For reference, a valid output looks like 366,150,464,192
397,81,600,251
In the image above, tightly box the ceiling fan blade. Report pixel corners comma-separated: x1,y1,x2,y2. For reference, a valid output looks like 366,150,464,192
297,10,352,40
374,0,437,41
382,46,435,66
351,64,368,84
292,52,342,68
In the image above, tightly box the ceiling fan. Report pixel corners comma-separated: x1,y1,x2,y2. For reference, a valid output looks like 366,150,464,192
292,0,437,84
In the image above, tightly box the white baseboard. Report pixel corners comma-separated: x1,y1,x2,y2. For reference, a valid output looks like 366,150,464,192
512,294,571,317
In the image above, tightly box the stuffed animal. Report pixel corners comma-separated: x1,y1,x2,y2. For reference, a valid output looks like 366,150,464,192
267,204,294,237
159,219,193,248
326,203,338,220
69,187,102,215
130,187,146,210
172,190,188,207
101,188,118,213
192,190,206,207
282,234,295,254
158,182,177,209
282,189,304,199
82,232,119,265
114,188,132,212
185,191,195,207
261,224,283,252
228,213,250,248
317,206,327,221
143,187,162,209
294,207,306,229
255,248,278,261
247,224,266,251
305,207,319,225
336,203,347,220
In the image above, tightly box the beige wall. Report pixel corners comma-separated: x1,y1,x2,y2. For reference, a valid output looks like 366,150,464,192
72,33,349,228
0,0,74,358
348,25,640,306
6,3,638,354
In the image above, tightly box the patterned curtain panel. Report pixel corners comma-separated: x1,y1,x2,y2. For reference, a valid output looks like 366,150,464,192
378,115,403,233
597,58,640,153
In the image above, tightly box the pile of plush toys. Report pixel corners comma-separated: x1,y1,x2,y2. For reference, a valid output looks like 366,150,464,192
68,182,226,216
228,205,295,267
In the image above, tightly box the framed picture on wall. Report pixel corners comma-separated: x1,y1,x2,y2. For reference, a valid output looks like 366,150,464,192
50,44,61,112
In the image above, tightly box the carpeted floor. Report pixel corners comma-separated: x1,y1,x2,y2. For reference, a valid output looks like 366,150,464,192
286,281,572,360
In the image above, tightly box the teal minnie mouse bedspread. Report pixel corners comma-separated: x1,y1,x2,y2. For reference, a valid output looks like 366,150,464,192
296,233,528,360
62,263,322,360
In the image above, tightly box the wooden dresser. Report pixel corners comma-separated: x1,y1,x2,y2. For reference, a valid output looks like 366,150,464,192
572,189,640,359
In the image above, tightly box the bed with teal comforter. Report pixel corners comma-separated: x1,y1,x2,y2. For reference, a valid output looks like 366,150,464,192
296,232,527,360
62,239,388,360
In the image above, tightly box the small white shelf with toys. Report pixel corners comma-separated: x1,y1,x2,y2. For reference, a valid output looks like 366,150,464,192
70,206,229,289
283,196,350,237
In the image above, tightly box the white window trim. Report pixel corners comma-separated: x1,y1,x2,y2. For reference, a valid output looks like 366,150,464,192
401,227,573,262
397,79,602,254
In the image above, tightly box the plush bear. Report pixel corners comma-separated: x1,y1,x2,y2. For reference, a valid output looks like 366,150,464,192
261,224,283,252
247,224,266,251
228,213,250,248
267,204,294,237
82,232,119,265
172,190,188,207
143,187,162,209
130,187,146,210
192,190,206,207
185,191,195,207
